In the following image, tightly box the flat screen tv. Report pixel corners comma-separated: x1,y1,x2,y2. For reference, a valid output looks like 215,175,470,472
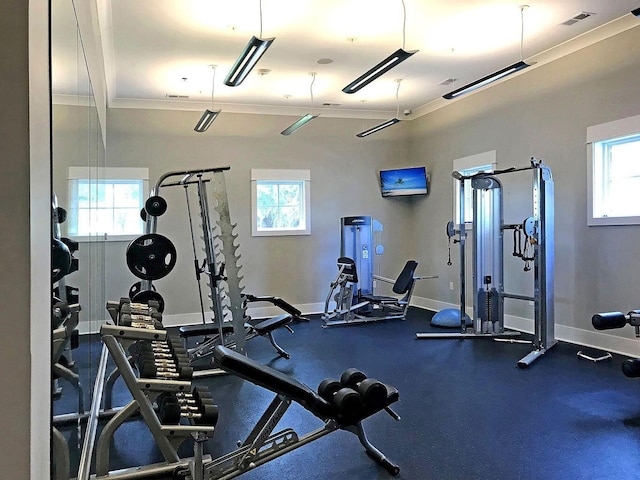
379,166,428,197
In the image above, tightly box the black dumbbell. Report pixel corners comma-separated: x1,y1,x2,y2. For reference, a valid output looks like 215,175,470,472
317,378,364,420
139,342,189,364
157,394,181,424
340,368,388,410
138,354,193,380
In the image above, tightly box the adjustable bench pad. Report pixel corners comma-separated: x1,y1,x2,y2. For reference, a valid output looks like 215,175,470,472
179,323,234,338
180,314,291,338
212,345,398,424
253,314,291,335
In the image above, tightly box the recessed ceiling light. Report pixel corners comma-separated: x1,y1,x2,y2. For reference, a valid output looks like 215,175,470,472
257,68,272,76
317,58,334,65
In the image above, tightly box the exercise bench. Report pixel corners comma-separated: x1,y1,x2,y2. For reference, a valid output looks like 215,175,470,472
180,313,294,364
175,345,401,479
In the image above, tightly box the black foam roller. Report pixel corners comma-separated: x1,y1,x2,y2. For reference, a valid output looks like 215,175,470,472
591,312,627,330
621,358,640,378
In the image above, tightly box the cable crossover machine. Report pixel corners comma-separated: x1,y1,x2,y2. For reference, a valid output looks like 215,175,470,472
417,157,556,368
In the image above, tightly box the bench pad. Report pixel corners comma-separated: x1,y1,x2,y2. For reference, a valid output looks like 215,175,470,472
212,345,399,423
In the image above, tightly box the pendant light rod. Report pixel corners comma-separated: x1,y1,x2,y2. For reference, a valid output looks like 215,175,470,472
443,5,531,100
224,0,275,87
342,0,417,94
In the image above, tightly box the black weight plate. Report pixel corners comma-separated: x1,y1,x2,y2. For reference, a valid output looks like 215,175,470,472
55,207,67,224
132,289,165,313
140,207,147,222
145,195,168,217
52,237,72,283
128,281,156,300
126,233,177,280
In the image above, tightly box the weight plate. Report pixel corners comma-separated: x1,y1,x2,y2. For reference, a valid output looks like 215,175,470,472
131,289,165,313
140,207,147,222
52,237,72,283
145,195,168,217
126,233,177,280
128,281,156,300
55,207,67,224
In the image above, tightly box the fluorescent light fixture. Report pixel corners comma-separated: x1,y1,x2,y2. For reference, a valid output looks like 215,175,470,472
224,36,275,87
342,49,417,94
442,60,530,100
356,118,401,138
632,7,640,17
281,114,318,136
194,109,221,132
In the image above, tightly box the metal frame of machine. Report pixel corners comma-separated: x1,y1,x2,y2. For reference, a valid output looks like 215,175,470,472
417,157,556,368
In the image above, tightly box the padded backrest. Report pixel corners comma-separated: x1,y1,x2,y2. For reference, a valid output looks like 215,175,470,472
392,260,418,294
213,345,333,418
337,256,358,284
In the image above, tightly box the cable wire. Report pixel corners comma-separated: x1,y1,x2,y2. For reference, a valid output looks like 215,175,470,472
259,0,263,38
401,0,407,50
520,5,525,61
395,79,401,119
310,72,316,115
210,65,216,107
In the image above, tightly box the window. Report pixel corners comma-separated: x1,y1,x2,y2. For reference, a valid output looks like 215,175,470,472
453,151,497,224
588,114,640,226
251,169,311,236
68,167,149,240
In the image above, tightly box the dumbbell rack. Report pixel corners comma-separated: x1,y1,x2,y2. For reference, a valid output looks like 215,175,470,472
82,300,218,480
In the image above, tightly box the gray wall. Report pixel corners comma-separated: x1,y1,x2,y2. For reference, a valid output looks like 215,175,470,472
408,24,640,351
56,24,640,356
0,0,50,477
88,109,414,318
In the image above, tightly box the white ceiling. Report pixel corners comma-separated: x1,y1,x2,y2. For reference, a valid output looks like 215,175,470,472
53,1,640,119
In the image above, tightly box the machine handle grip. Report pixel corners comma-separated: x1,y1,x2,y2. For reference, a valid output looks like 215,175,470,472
622,358,640,378
592,312,627,330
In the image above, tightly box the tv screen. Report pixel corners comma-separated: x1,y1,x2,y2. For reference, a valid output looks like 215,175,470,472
379,166,428,197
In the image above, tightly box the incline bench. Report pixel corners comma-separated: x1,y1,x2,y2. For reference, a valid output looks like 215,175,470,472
176,345,401,479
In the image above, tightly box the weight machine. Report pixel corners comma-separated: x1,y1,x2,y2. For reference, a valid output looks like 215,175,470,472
417,157,556,368
125,167,301,373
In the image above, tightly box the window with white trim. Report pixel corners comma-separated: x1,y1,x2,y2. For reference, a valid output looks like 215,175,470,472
68,167,149,240
588,114,640,226
453,151,497,224
251,169,311,236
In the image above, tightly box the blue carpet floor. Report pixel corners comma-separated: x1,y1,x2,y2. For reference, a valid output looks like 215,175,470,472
54,308,640,479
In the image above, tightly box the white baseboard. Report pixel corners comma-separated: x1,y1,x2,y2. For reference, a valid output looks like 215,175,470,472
78,302,328,334
78,297,640,358
411,295,640,358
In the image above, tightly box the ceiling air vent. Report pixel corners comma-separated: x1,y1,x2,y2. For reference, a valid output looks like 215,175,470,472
560,11,596,26
165,94,189,99
439,78,456,86
322,102,341,107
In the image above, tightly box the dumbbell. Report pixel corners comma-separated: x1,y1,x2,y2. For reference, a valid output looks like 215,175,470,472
120,313,163,330
177,386,213,406
139,342,189,363
158,392,219,426
150,340,188,359
157,394,182,424
340,368,388,410
138,353,193,380
317,378,364,420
